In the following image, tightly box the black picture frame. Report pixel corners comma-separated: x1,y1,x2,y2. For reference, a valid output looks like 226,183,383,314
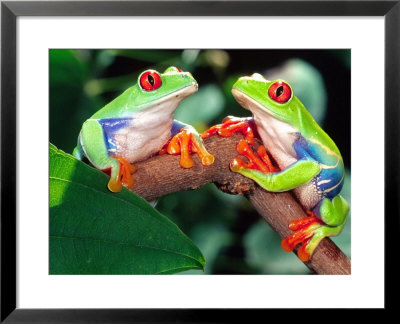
1,0,397,321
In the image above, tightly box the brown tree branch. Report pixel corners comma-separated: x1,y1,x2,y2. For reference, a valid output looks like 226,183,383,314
130,134,351,275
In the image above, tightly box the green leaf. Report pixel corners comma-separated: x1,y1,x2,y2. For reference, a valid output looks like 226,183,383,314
49,144,205,274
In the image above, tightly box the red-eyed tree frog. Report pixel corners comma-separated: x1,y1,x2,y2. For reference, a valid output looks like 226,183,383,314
202,73,349,262
73,66,214,193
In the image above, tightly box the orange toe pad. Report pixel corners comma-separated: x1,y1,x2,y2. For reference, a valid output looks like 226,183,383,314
166,129,214,169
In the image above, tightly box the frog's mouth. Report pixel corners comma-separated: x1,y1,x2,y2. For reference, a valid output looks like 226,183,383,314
175,82,198,98
160,82,198,104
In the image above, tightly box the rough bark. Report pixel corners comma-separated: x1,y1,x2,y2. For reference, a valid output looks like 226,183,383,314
130,133,351,275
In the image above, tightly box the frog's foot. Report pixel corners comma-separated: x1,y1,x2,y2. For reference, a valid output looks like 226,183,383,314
281,213,325,261
107,156,136,192
201,116,257,145
230,140,279,173
282,196,349,261
254,145,280,173
166,128,215,168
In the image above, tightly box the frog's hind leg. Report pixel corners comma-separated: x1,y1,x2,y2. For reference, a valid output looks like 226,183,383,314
281,195,349,261
80,119,135,193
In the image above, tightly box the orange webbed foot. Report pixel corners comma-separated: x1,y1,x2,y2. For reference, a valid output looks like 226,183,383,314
107,156,136,192
256,145,280,173
232,140,278,173
201,116,257,145
281,213,325,262
166,128,215,169
202,117,278,174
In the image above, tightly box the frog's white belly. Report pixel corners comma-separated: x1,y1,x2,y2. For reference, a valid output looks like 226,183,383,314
253,109,322,209
108,99,183,163
253,113,297,169
112,118,173,163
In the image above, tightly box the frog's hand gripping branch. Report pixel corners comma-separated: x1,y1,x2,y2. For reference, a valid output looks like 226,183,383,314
160,120,215,169
202,116,257,145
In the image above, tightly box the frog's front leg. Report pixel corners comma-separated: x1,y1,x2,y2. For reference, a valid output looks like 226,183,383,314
80,119,136,192
163,120,215,168
281,196,349,261
231,154,321,192
202,117,278,172
202,116,257,145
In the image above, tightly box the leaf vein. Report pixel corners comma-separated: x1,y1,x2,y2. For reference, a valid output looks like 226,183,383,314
50,235,203,266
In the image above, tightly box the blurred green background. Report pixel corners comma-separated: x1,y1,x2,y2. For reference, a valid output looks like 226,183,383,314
50,49,351,274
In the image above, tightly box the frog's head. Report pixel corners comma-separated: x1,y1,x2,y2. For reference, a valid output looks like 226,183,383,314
128,66,198,111
232,73,306,129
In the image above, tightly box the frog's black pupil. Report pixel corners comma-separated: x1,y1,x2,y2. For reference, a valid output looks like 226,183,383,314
148,75,155,86
276,86,284,97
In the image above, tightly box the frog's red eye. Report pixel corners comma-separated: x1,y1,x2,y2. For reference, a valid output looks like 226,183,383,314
268,81,292,103
176,67,183,72
139,71,162,91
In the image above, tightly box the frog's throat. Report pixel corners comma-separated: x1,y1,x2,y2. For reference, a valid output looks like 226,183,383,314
231,88,298,158
231,88,287,122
